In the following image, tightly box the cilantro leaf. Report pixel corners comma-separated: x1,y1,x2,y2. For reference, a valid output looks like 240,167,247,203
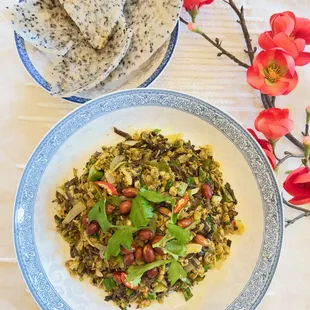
168,260,187,286
167,223,191,244
103,278,116,292
127,260,173,286
139,188,168,203
88,199,112,233
165,240,187,259
104,227,137,260
130,194,153,228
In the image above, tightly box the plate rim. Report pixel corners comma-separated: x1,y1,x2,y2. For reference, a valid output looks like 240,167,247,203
14,22,179,104
13,88,283,310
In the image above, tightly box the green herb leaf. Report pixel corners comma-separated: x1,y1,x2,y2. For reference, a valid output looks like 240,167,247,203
139,188,168,203
221,186,233,203
153,129,161,134
130,194,154,228
168,260,187,286
88,199,112,233
147,292,157,300
127,260,173,286
88,166,103,182
203,264,211,272
104,227,137,260
167,223,191,244
168,198,178,224
107,195,124,207
186,177,195,186
103,278,116,292
206,215,212,226
165,240,187,259
285,170,293,175
165,180,173,190
183,287,193,301
198,167,207,183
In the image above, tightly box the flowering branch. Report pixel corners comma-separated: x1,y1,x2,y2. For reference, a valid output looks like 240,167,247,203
223,0,256,64
276,152,304,167
283,197,310,213
223,0,304,150
183,0,310,226
179,17,249,68
283,198,310,227
285,212,310,228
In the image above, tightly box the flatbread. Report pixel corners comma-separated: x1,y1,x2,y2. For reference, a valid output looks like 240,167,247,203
50,15,132,96
78,40,169,98
5,0,80,55
86,0,182,93
59,0,125,50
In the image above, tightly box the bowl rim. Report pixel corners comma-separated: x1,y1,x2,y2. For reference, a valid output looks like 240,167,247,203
14,22,179,104
13,88,283,310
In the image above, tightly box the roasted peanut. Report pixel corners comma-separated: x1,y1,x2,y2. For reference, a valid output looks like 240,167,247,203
106,204,115,215
81,215,89,227
193,234,209,247
86,221,99,235
121,245,136,255
158,207,171,217
201,184,213,199
177,218,193,228
151,235,165,256
113,272,122,284
146,267,158,279
119,200,132,214
137,229,154,241
143,244,155,263
135,247,143,260
151,235,164,245
123,253,135,265
122,187,138,198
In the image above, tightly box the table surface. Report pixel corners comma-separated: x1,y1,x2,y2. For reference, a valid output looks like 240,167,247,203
1,0,310,309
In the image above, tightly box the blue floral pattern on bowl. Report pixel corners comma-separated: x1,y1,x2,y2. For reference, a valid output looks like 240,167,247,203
14,89,283,310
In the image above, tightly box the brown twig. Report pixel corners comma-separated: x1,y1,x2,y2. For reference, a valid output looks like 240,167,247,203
223,0,304,150
285,212,310,228
179,17,250,69
276,152,304,168
283,197,310,213
223,0,256,64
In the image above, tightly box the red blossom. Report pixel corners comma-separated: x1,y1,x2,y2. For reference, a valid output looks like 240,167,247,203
283,167,310,205
247,49,298,96
259,11,310,66
183,0,214,11
254,108,294,142
248,129,277,170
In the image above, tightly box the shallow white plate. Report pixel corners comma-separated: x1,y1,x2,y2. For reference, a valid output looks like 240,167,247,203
14,89,283,310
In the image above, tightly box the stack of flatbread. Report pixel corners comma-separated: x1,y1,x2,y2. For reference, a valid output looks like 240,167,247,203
6,0,181,97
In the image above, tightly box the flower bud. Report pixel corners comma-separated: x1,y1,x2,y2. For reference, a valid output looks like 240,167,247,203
303,136,310,159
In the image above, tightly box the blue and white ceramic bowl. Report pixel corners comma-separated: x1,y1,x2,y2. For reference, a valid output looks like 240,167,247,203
14,24,179,104
14,89,283,310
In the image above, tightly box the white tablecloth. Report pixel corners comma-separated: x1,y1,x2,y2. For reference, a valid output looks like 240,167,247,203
1,0,310,309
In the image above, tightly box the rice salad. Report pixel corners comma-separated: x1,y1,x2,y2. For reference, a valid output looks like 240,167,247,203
54,128,244,309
